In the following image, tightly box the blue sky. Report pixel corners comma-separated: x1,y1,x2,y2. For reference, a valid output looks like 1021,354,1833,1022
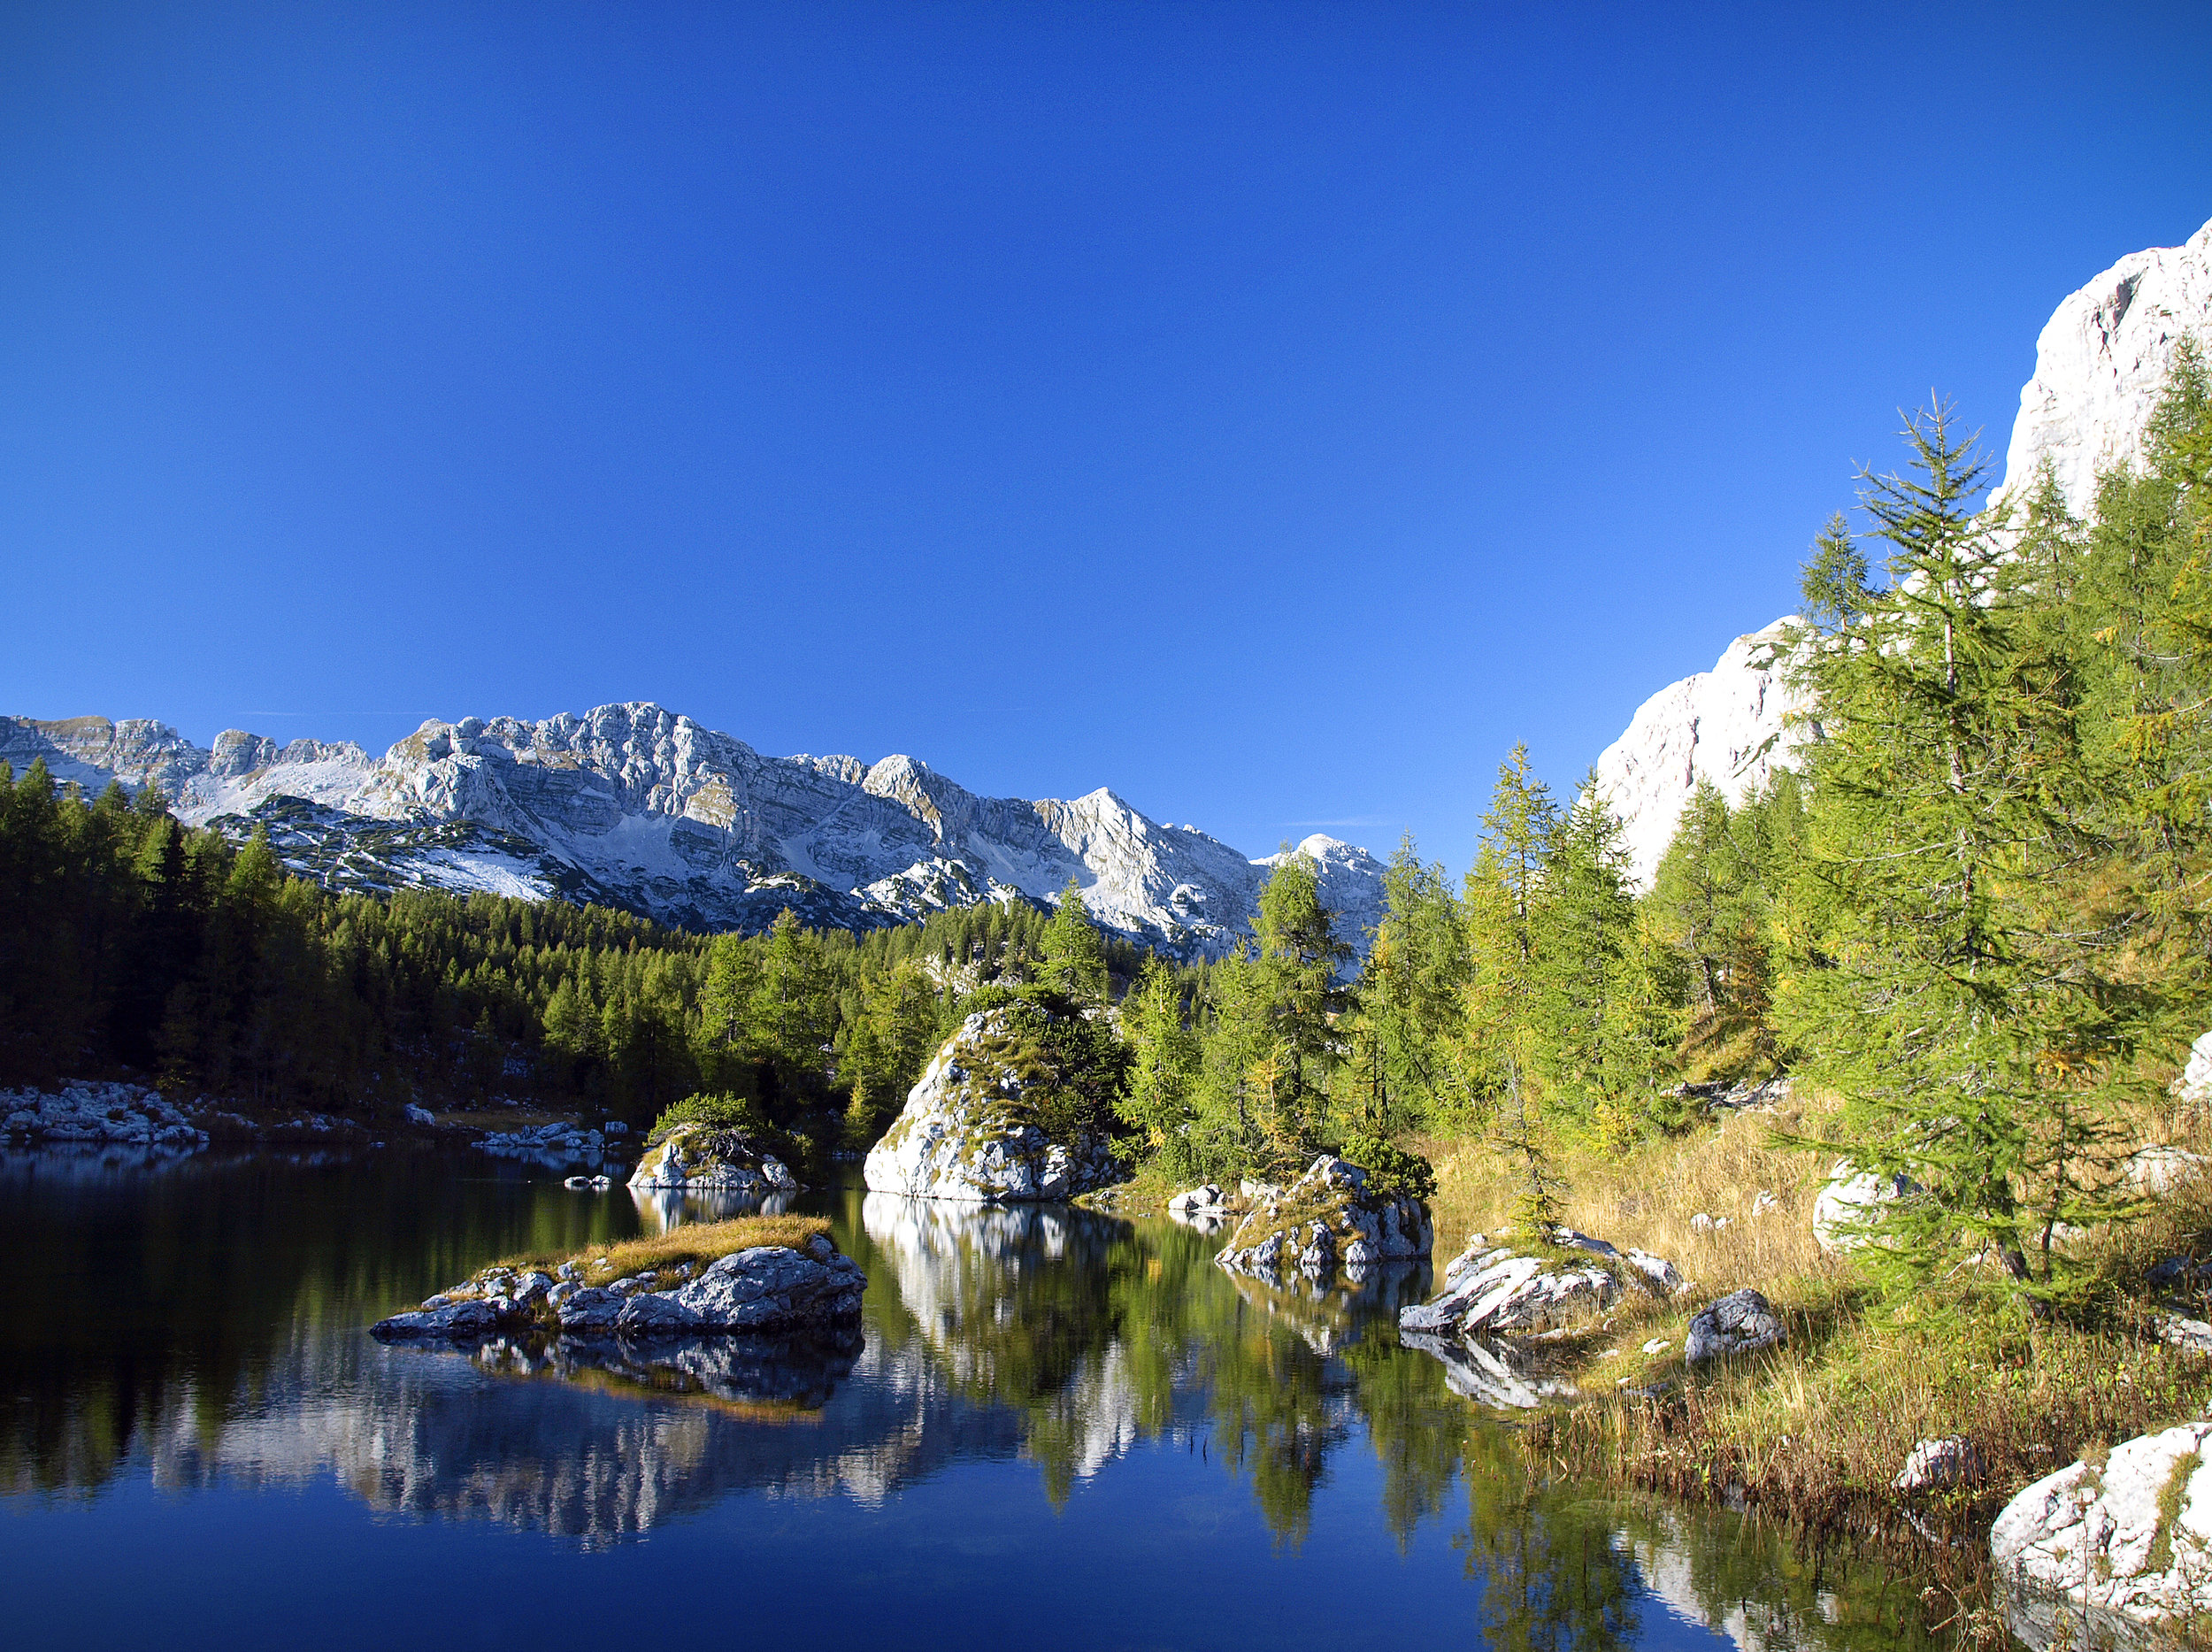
4,2,2208,869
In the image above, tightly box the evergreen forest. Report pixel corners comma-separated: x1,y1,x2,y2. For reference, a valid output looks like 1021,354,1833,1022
5,347,2212,1318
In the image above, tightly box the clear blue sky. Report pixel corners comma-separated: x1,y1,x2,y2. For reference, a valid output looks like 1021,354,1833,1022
4,3,2208,869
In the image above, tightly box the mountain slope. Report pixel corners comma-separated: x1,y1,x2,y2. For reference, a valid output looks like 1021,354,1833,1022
0,704,1383,958
1596,213,2212,887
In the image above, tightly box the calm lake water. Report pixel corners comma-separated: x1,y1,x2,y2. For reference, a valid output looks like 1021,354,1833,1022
0,1146,1946,1651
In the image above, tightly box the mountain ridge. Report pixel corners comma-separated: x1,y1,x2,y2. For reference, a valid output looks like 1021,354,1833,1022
1595,212,2212,887
0,702,1385,959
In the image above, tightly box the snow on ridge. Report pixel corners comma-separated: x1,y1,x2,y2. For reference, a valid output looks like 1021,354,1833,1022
0,706,1384,957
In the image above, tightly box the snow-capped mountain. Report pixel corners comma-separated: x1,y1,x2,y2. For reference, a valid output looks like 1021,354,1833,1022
1596,213,2212,887
0,704,1384,958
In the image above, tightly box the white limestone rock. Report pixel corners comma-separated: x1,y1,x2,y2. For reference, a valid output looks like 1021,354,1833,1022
0,704,1384,963
1993,219,2212,530
1596,216,2212,890
626,1123,798,1196
1399,1240,1616,1337
1214,1155,1432,1286
2127,1144,2206,1197
862,1010,1123,1203
1993,1420,2212,1644
1594,618,1813,890
1813,1158,1921,1253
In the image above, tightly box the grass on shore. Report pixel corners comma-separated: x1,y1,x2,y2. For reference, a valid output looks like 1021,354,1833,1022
1413,1087,2212,1620
481,1213,833,1289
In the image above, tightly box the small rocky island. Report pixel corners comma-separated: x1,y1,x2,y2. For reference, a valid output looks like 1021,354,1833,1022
373,1216,864,1341
1210,1155,1432,1286
864,1005,1122,1203
626,1122,801,1195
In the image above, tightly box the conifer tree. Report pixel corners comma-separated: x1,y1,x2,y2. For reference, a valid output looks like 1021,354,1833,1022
1040,878,1110,1003
1117,956,1200,1172
1782,402,2148,1307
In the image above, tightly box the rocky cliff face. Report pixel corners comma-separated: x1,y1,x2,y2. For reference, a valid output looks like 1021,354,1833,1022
1596,214,2212,888
0,703,1382,957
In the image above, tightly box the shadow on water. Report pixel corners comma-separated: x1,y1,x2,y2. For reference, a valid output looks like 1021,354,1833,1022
0,1149,1959,1646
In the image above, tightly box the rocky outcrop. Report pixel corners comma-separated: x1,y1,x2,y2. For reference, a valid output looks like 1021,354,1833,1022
1213,1156,1431,1286
1,703,1384,961
862,1009,1123,1203
1400,1240,1616,1338
1594,619,1812,889
373,1234,863,1341
1683,1288,1786,1362
626,1124,799,1196
1993,1419,2212,1648
2,1083,208,1151
1595,216,2212,889
1398,1226,1688,1342
1994,218,2212,530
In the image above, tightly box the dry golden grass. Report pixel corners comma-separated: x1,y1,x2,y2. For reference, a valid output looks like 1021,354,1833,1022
1413,1084,2212,1619
488,1213,832,1286
1421,1087,1844,1310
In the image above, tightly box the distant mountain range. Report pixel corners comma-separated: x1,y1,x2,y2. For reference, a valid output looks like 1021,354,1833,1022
0,703,1385,959
21,216,2207,944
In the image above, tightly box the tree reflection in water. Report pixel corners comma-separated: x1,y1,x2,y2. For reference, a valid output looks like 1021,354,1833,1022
1,1151,1952,1650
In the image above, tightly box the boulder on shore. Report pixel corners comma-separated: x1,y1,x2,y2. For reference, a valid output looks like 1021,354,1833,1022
1398,1226,1688,1340
1399,1240,1616,1337
1214,1156,1431,1286
1683,1288,1785,1362
626,1123,798,1195
1993,1419,2212,1647
862,1008,1122,1203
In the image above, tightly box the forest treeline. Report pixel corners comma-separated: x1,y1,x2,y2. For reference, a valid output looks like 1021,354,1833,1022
0,776,1148,1162
1114,344,2212,1315
5,347,2209,1310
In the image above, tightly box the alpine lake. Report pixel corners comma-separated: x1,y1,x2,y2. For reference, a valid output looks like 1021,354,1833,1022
0,1141,1955,1651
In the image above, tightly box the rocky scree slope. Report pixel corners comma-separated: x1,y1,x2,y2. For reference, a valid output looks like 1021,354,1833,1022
1596,213,2212,888
0,705,1383,959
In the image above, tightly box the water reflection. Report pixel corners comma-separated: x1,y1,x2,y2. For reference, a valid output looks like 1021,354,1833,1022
628,1181,796,1232
0,1149,1952,1650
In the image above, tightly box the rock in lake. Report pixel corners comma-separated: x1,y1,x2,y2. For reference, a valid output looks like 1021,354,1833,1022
862,1008,1123,1203
1213,1156,1431,1286
627,1123,799,1195
1993,1419,2212,1646
1683,1288,1786,1362
373,1236,863,1341
1399,1240,1617,1337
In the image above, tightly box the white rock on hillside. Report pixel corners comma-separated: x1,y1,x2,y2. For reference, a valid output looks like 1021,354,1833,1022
1596,215,2212,889
0,704,1382,962
1995,218,2212,526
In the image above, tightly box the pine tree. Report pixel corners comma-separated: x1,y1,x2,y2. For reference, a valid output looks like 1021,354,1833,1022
1782,401,2149,1308
1040,878,1109,1003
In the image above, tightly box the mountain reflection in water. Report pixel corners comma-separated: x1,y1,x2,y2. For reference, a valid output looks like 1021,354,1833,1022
0,1149,1948,1651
